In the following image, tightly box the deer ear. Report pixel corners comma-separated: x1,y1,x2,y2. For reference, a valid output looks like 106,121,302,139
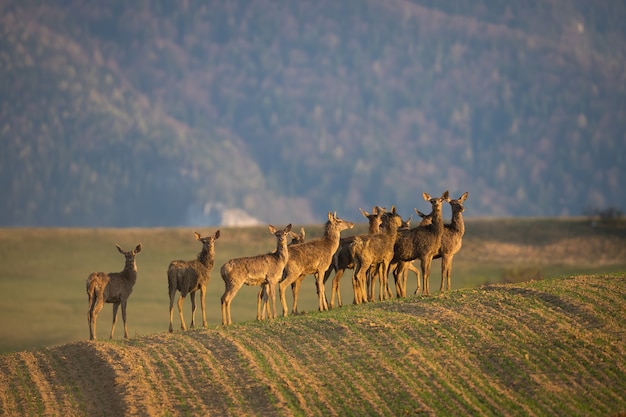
214,230,221,239
135,244,142,253
268,225,277,234
300,228,305,238
194,232,201,241
423,192,431,201
442,190,450,200
115,244,124,254
285,224,293,232
460,191,469,202
359,208,369,218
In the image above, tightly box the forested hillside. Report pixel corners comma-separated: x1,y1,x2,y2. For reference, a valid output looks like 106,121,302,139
1,0,625,226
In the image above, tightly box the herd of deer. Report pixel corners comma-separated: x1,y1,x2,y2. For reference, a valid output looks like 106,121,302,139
86,190,468,340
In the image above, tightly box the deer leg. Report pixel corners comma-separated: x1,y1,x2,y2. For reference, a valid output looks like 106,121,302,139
331,268,344,308
177,294,187,330
352,264,363,304
168,290,177,333
392,263,403,298
422,257,433,297
315,272,328,311
121,300,129,339
278,276,293,317
380,263,390,301
269,282,277,319
190,291,197,328
441,255,453,293
291,276,305,315
221,282,243,325
257,286,263,320
88,291,103,340
200,285,208,327
110,302,120,339
409,262,421,296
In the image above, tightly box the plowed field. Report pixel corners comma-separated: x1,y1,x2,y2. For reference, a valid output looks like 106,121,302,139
1,274,625,416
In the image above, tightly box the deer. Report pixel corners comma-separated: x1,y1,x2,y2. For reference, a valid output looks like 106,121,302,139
279,212,354,316
391,191,448,297
322,206,386,308
289,227,306,245
258,226,306,320
167,230,221,333
86,243,142,341
350,207,403,304
220,224,292,326
437,191,469,293
390,210,433,298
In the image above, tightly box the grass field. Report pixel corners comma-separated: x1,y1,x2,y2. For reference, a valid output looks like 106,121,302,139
0,217,625,353
0,273,624,416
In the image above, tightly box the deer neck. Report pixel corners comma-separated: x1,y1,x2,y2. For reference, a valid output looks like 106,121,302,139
368,222,381,234
198,247,214,266
432,205,444,237
123,259,137,282
450,210,465,235
276,238,289,262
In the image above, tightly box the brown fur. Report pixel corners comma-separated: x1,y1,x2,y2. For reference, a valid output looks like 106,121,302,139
279,212,354,316
351,207,403,304
167,230,220,332
86,243,142,340
322,206,385,308
391,209,432,297
258,226,306,320
437,191,469,293
391,191,448,296
220,224,293,326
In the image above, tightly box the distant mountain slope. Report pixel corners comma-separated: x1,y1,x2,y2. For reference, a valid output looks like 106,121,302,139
0,274,624,416
1,0,624,226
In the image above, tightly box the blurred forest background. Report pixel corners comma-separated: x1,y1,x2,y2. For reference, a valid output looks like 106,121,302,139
1,0,625,227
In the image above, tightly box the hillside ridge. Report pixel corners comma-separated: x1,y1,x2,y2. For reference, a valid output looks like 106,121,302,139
0,274,624,416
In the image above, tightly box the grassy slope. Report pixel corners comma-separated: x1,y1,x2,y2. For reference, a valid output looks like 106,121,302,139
0,218,625,353
0,274,625,416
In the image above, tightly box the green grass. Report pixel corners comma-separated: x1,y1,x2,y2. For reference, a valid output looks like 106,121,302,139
0,218,625,353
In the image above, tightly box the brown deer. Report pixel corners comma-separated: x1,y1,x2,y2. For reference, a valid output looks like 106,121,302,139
167,230,221,332
391,210,433,297
289,227,306,245
220,224,292,326
437,191,469,293
322,206,386,308
86,243,142,340
351,207,403,304
391,191,448,296
279,212,354,316
258,226,306,320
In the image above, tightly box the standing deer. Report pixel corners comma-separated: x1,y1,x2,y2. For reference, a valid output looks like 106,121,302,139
391,191,448,296
220,224,292,326
258,226,306,320
351,207,403,304
167,230,221,332
279,212,354,316
437,191,469,293
86,243,142,340
390,210,432,298
322,206,385,308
